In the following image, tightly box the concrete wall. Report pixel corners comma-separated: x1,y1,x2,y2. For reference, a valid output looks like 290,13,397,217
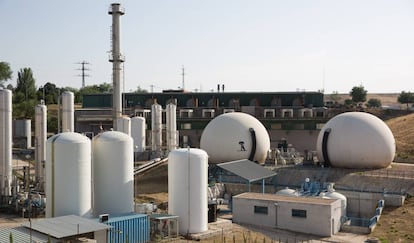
340,191,405,218
233,194,341,237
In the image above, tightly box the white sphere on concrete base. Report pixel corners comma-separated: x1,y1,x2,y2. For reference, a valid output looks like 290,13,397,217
200,112,270,164
316,112,395,169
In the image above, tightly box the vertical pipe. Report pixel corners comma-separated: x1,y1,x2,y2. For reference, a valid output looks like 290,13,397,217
109,3,125,130
61,91,74,132
0,89,12,196
35,103,47,190
151,104,162,153
166,103,177,152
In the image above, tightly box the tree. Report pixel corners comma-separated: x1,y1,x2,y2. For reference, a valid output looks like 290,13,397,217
38,82,61,104
13,68,37,118
0,62,12,87
350,85,367,104
366,98,382,108
397,91,414,109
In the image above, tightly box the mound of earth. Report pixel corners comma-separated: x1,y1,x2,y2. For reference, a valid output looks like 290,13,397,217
386,113,414,162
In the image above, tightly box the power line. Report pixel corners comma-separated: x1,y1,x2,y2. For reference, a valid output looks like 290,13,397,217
76,61,91,88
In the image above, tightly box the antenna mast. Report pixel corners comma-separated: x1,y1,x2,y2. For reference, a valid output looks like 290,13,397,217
181,65,185,90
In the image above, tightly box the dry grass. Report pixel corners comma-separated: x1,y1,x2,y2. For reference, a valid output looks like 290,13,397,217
386,113,414,161
370,196,414,243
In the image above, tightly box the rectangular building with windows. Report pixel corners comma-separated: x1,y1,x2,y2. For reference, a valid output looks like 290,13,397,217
232,192,342,237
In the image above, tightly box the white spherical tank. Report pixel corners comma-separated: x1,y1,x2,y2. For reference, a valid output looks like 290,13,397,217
168,148,208,234
325,191,347,216
0,89,12,196
45,132,92,218
92,131,134,216
276,187,299,197
131,116,146,152
200,112,270,164
316,112,395,169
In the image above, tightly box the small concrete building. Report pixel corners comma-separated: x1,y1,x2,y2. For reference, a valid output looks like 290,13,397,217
233,192,342,237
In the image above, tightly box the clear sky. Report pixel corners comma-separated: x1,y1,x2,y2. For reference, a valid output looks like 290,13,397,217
1,0,413,94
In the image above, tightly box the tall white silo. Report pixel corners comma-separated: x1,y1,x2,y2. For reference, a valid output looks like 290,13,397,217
151,104,162,152
166,103,177,152
45,132,92,218
61,91,74,132
131,116,146,152
168,148,208,234
92,131,134,216
35,102,47,190
116,116,131,136
0,89,12,196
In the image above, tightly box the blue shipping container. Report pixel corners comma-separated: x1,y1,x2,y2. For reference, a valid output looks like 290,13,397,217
105,213,150,243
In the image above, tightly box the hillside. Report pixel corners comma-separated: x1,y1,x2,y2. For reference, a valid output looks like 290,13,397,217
386,113,414,162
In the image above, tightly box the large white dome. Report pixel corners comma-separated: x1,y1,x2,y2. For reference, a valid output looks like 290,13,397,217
316,112,395,169
200,112,270,164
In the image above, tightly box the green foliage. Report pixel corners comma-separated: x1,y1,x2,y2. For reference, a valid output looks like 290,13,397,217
344,99,353,107
397,91,414,109
0,62,13,87
15,68,37,100
9,232,13,243
38,82,60,104
367,98,382,108
76,82,113,103
350,85,367,104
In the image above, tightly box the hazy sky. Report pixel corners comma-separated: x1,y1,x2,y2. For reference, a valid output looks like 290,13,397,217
1,0,413,93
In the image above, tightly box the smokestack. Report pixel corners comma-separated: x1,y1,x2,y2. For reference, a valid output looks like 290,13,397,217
61,91,74,132
109,3,125,130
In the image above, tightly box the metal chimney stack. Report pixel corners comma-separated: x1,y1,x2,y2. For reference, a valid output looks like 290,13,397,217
108,3,125,130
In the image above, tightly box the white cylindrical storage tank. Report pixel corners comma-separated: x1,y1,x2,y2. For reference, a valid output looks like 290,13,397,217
151,104,162,152
116,116,131,136
92,131,134,216
45,132,92,218
168,148,208,234
35,103,47,189
0,89,12,196
200,112,270,164
316,112,395,168
14,119,31,149
61,91,74,132
131,116,146,152
166,103,177,151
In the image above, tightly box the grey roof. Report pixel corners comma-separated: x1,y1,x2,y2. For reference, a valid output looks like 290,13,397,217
0,227,49,243
21,215,110,239
217,159,277,182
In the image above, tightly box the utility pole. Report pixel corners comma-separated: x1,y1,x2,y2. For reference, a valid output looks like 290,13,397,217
76,61,91,88
181,65,185,91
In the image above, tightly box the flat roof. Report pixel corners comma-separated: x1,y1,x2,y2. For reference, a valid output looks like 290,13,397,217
21,215,110,239
217,159,277,182
234,192,338,205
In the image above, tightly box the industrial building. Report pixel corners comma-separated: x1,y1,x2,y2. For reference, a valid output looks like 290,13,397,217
75,91,328,154
232,192,343,237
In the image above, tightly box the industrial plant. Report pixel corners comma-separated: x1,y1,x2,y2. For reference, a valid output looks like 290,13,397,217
1,3,413,243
